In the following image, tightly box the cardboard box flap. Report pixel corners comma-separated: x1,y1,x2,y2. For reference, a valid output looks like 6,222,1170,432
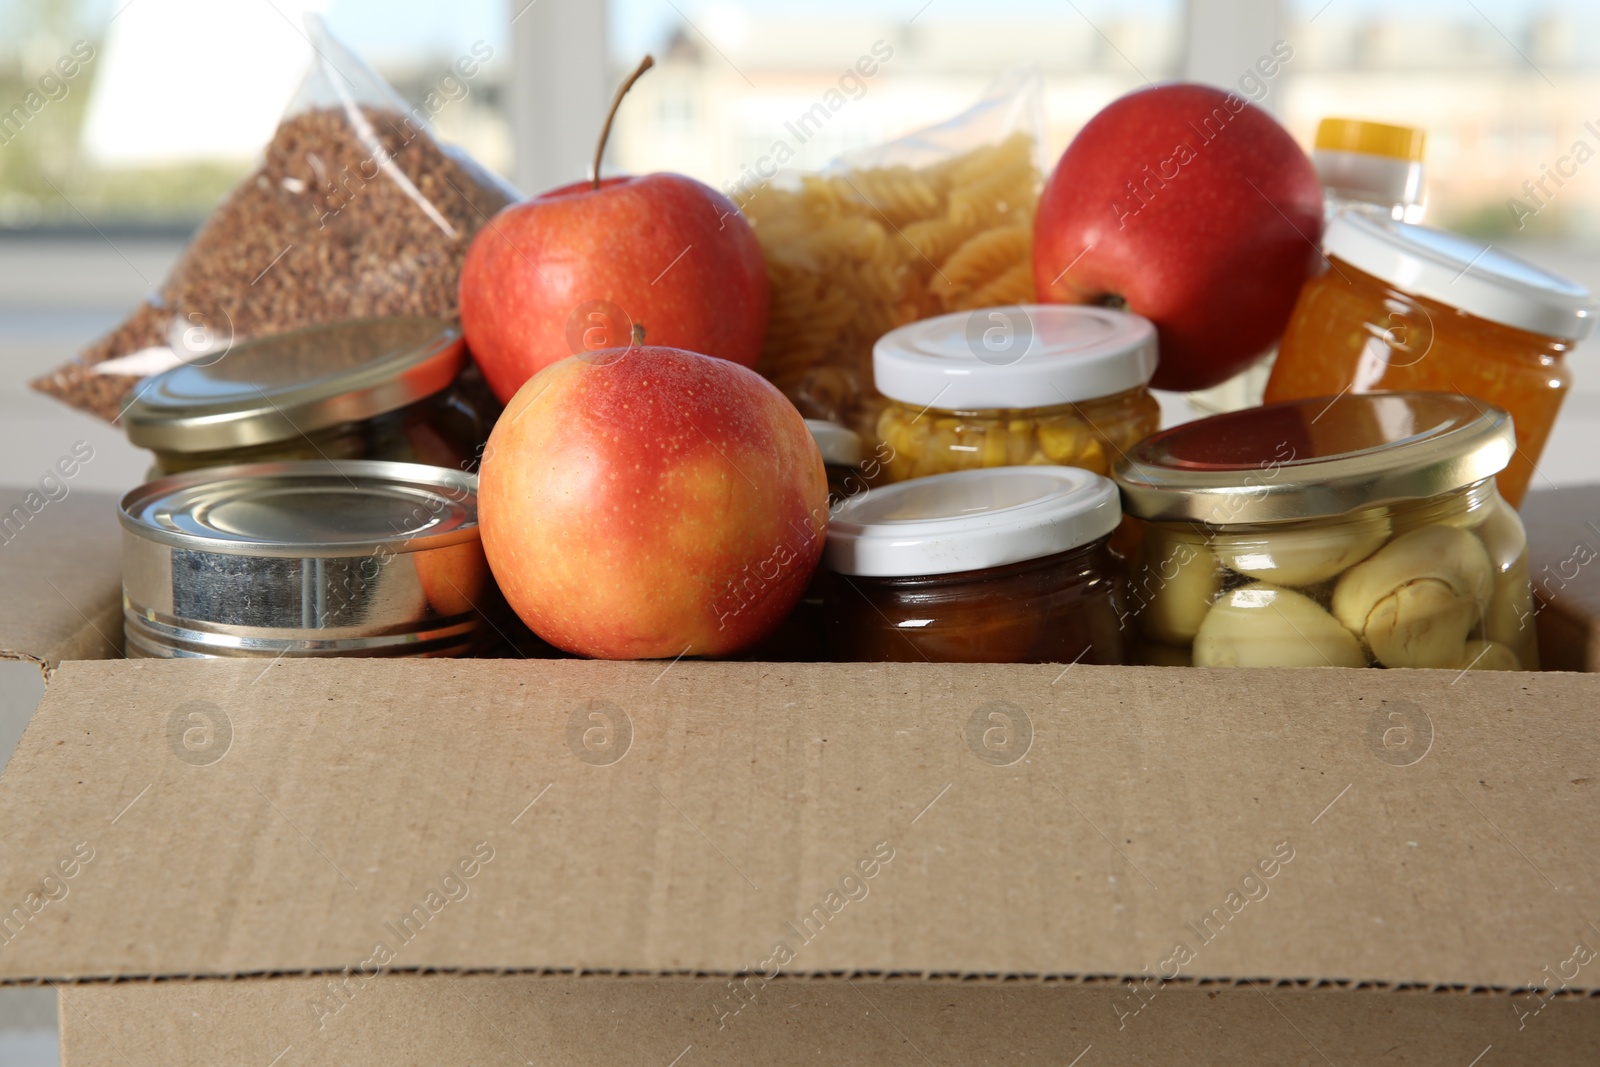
1,659,1597,993
0,490,123,672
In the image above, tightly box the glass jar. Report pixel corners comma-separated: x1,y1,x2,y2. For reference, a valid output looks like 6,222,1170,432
124,317,497,476
1264,212,1596,506
1113,392,1538,671
823,465,1127,664
1313,117,1427,223
871,305,1160,484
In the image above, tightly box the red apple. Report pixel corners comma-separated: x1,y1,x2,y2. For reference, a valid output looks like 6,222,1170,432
459,57,768,404
1033,83,1324,392
478,346,827,659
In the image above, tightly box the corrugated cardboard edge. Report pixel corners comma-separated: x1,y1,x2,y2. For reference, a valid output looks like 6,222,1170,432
13,966,1600,998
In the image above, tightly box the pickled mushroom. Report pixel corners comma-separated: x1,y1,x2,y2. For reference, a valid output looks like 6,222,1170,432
1135,533,1220,645
1212,512,1391,587
1332,524,1493,669
1193,582,1366,668
1456,639,1521,672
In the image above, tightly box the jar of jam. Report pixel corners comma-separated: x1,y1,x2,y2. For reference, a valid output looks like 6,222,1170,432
823,465,1126,663
872,305,1160,484
1264,212,1596,505
1113,392,1537,672
124,317,496,476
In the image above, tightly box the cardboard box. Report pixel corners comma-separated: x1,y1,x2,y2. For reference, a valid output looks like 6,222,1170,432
1,658,1598,1063
3,487,1600,1063
0,490,122,674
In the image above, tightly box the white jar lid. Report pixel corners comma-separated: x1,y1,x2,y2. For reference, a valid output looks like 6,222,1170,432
805,419,864,468
1324,210,1597,340
872,305,1158,410
825,465,1120,577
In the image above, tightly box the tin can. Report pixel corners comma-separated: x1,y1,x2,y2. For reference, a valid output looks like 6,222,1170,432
120,460,496,658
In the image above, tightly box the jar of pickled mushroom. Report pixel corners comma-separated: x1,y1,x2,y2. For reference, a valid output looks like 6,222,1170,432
872,305,1161,483
823,465,1127,664
1263,211,1596,506
1112,392,1537,672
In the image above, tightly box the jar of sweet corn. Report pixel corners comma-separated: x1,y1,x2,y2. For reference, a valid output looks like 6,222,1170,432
872,305,1161,484
1112,392,1537,672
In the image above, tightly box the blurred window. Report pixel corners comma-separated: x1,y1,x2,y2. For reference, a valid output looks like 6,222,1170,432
604,0,1183,186
0,0,1592,245
1281,0,1599,240
0,0,511,230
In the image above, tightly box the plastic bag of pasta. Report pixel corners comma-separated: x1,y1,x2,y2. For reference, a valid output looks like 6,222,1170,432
742,68,1046,434
32,14,516,422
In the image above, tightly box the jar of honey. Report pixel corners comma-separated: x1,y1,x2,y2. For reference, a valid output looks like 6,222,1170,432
823,465,1126,664
872,305,1160,484
1264,212,1596,505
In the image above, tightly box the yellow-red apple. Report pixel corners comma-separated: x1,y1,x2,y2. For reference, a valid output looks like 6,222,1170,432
478,346,827,659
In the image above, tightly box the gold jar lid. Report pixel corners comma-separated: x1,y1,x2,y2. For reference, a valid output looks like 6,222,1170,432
1113,392,1514,524
124,317,465,455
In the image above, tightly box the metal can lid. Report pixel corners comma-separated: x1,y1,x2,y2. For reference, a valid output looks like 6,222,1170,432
119,459,479,557
1113,392,1515,524
825,465,1120,577
873,305,1158,410
124,317,466,454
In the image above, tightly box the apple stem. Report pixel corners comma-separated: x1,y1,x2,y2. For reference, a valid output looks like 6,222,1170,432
593,55,655,192
1095,293,1130,312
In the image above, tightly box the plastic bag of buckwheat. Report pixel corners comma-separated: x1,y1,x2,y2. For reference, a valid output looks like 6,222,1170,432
32,14,517,422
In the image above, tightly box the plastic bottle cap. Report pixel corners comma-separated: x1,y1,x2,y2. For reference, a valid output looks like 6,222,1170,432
824,465,1121,577
805,419,864,468
1315,118,1426,162
872,305,1158,411
1324,211,1597,340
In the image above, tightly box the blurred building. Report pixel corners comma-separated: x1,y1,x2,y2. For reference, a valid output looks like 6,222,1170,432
0,1,1594,237
604,3,1600,240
